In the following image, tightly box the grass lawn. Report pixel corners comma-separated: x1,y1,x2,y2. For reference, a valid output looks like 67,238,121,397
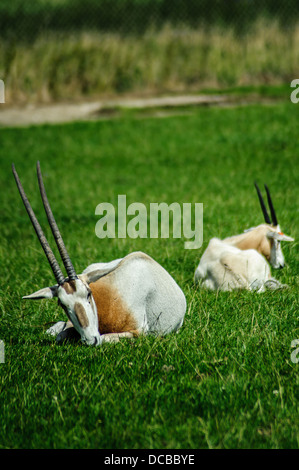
0,100,298,449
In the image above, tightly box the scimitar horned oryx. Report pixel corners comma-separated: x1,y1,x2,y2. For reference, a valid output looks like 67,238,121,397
12,162,186,346
194,183,294,292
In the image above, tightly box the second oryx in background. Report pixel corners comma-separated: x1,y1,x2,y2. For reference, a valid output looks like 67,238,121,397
194,183,294,292
13,162,186,346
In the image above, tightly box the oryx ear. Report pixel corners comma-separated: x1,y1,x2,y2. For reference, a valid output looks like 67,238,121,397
266,231,294,242
23,285,58,300
79,269,115,285
79,259,122,284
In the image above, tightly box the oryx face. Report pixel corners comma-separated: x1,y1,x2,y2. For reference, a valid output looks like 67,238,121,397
268,233,284,269
58,278,100,345
255,182,294,269
24,278,101,345
12,162,101,346
266,226,294,269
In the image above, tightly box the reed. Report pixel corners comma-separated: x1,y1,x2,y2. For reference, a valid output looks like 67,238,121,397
1,19,298,104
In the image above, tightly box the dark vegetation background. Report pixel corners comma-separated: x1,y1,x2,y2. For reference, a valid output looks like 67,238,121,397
1,0,299,38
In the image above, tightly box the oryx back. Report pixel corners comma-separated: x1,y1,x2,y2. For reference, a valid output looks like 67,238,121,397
195,238,271,292
84,252,186,336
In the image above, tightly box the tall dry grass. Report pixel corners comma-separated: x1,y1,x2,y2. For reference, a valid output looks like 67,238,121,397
1,19,298,104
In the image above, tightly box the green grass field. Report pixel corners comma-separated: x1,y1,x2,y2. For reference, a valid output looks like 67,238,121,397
0,100,298,449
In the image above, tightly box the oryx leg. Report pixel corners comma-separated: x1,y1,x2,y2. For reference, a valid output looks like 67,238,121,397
47,321,139,344
264,278,288,290
100,331,140,344
46,321,70,336
46,321,81,343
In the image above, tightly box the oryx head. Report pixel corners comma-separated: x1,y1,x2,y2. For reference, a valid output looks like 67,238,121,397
12,162,101,346
254,182,294,269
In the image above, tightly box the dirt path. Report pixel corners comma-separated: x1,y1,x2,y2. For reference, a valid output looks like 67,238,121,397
0,93,274,127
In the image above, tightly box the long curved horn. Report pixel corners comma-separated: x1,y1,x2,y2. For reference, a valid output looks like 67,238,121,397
254,181,271,224
264,184,278,227
36,161,77,281
12,164,65,285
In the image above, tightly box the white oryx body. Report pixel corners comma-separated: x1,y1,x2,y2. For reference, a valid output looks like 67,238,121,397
194,237,272,292
82,252,186,336
194,183,294,292
13,163,186,346
44,251,186,344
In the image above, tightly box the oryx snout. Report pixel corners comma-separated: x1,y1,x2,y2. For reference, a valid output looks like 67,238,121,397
269,240,285,270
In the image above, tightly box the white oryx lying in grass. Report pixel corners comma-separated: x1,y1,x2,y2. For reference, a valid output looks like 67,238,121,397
194,183,294,292
13,162,186,346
